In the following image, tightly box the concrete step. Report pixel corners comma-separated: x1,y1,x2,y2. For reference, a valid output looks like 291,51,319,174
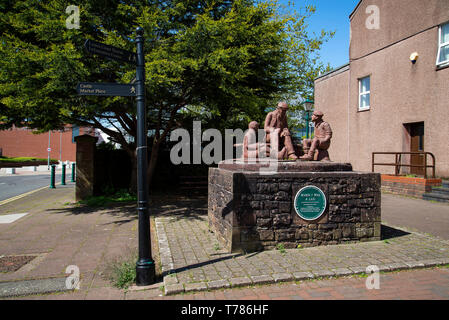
443,181,449,188
422,192,449,203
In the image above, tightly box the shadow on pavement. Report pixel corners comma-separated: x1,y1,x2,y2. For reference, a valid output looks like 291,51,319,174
150,196,207,223
381,224,410,240
46,202,137,219
162,253,242,278
44,194,208,223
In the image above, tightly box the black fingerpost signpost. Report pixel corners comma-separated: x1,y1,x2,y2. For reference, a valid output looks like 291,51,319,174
84,39,137,64
79,27,155,286
76,82,136,96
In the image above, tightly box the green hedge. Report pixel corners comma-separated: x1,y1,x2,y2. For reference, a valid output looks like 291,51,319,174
0,156,59,167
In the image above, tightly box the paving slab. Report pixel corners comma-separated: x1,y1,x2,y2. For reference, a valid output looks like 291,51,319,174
1,187,448,300
0,277,72,298
156,208,449,295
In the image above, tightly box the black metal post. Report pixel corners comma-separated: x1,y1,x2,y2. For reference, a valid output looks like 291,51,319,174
50,164,56,189
61,164,66,185
71,163,76,182
135,27,155,286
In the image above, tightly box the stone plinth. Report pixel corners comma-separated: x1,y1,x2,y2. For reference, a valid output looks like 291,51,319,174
208,161,381,253
218,159,353,172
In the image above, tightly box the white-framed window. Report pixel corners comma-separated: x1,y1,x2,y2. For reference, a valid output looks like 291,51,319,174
358,76,370,111
437,22,449,66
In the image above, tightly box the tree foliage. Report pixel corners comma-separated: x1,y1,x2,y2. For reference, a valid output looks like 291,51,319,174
0,0,333,190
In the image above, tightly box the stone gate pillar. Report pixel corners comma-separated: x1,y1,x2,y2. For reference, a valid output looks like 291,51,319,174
75,134,98,201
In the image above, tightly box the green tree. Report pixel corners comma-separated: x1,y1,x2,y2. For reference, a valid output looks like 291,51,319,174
0,0,333,192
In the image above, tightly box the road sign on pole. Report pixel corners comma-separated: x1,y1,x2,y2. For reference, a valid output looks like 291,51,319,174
76,82,136,97
78,30,155,286
84,39,137,64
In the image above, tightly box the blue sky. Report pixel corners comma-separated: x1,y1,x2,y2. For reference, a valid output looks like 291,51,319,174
279,0,361,69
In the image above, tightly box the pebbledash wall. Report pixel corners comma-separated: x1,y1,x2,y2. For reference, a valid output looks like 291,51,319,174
314,0,449,178
0,125,94,162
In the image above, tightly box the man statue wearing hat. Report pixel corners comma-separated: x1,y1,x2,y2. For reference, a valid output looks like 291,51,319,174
264,101,298,160
300,110,332,161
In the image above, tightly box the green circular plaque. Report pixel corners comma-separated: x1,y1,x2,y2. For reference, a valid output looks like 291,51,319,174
294,186,327,221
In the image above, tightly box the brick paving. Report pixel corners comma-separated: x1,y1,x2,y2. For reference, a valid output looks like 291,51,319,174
4,267,449,300
137,267,449,300
156,210,449,295
0,185,448,300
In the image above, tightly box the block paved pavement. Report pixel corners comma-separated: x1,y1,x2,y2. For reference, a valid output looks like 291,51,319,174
0,185,448,300
155,201,449,295
3,267,448,300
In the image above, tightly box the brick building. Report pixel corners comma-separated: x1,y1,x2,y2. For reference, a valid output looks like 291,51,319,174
0,125,96,162
314,0,449,178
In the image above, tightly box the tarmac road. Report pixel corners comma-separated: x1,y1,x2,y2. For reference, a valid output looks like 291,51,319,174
0,174,62,202
381,193,449,240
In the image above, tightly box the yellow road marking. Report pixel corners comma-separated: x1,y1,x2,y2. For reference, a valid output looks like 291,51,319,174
0,183,62,206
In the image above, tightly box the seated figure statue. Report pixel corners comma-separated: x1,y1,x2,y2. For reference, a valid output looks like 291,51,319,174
264,101,298,160
243,121,286,160
300,110,332,161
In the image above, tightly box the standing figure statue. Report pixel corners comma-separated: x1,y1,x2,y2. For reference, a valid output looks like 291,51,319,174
264,101,298,160
300,110,332,161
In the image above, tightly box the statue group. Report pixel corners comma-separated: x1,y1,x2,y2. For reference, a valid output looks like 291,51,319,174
243,101,332,161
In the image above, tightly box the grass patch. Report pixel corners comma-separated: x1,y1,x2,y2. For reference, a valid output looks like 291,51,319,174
354,272,368,278
276,243,286,254
79,189,137,207
103,247,138,290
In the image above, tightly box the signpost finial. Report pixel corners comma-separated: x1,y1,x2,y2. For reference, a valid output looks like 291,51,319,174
136,26,144,36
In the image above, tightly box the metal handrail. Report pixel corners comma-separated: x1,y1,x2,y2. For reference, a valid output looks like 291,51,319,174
372,152,436,179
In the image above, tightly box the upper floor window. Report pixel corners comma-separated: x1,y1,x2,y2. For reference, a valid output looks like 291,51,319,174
437,22,449,66
359,76,370,111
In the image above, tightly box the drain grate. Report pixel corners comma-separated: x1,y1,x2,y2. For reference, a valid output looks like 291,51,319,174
0,255,37,273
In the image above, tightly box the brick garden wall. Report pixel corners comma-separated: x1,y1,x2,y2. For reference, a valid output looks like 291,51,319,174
0,125,93,162
381,175,442,197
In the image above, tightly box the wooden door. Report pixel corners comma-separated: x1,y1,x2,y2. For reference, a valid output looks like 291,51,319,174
410,122,424,176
